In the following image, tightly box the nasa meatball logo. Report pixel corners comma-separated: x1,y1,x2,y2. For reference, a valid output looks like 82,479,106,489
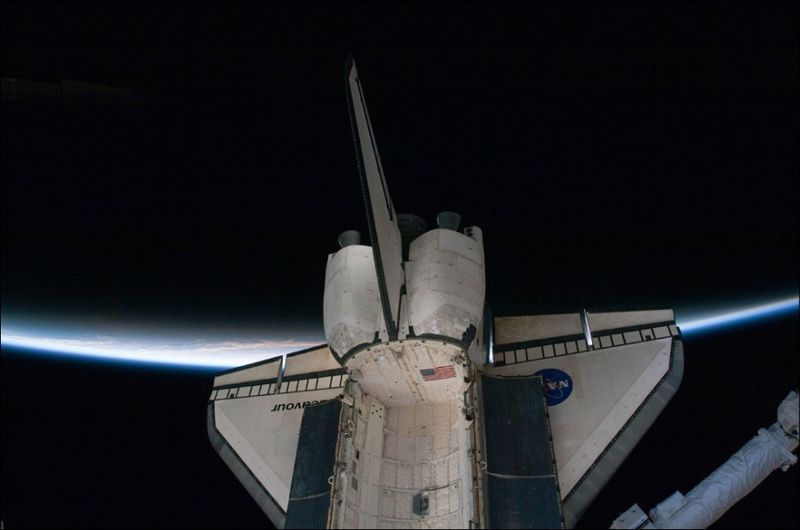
534,368,573,406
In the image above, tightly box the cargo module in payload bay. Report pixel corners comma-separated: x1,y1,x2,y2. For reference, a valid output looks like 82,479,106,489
206,57,685,529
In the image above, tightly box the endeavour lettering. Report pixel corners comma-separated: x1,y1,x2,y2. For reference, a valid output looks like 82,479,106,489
270,399,328,412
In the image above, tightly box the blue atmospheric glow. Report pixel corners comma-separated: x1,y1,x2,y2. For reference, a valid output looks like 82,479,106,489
676,296,798,336
1,295,797,369
0,323,324,370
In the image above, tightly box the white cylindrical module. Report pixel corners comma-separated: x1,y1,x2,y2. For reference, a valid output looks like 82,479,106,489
323,245,380,356
405,227,485,341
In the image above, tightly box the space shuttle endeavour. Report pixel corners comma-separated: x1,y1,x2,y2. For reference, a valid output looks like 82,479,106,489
207,57,684,529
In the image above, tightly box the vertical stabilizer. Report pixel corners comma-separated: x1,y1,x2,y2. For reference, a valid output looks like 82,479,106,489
345,56,403,340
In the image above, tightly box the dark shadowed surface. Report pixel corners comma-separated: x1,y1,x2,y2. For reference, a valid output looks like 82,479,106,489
483,375,562,528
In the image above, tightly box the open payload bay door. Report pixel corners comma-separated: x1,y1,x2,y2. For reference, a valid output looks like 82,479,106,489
480,374,565,529
485,309,684,528
207,345,346,529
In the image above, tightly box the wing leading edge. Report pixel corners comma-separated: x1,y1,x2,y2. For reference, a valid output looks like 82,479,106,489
207,345,347,529
485,309,684,528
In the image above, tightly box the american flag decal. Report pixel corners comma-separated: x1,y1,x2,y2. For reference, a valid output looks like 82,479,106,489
420,365,456,381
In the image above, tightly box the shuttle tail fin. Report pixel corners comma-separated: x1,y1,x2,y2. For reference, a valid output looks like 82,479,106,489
345,56,403,341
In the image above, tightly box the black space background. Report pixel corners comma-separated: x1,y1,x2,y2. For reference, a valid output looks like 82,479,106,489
1,2,798,529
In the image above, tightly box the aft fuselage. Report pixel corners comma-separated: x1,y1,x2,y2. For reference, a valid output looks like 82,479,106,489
322,225,487,527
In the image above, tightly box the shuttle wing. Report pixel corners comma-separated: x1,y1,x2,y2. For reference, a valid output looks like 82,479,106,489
207,345,347,528
345,56,403,341
484,309,684,528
